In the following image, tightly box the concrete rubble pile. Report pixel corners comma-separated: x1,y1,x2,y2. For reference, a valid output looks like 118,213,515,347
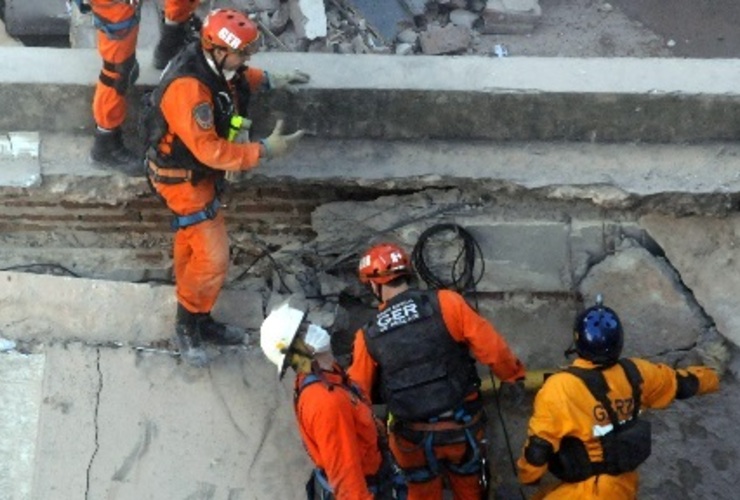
253,0,544,56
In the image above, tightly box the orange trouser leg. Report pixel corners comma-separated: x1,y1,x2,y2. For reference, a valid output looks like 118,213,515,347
537,472,638,499
389,432,483,500
91,2,139,129
164,0,200,22
173,213,229,313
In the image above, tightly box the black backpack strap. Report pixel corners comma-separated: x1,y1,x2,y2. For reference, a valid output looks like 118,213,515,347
294,373,323,406
565,367,622,430
617,358,643,419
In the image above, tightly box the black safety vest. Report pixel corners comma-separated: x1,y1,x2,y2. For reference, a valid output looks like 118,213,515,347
549,358,652,482
144,41,253,182
364,290,479,422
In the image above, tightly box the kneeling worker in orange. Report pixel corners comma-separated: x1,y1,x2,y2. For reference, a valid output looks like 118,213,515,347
260,301,406,499
349,242,526,500
82,0,201,169
145,9,309,366
517,295,721,499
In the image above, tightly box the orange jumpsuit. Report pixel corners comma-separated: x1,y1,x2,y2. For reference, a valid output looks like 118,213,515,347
517,357,720,499
152,67,265,313
295,366,384,500
349,288,526,500
90,0,200,130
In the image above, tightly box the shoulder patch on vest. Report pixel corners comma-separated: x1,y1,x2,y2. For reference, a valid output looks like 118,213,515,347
193,102,214,130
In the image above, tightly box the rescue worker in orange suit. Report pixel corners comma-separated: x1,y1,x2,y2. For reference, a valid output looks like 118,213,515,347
348,242,527,500
517,295,721,499
82,0,201,169
146,9,309,366
260,300,407,500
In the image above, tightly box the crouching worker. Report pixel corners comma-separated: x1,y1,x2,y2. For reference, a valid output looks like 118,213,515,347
517,294,721,499
260,301,407,500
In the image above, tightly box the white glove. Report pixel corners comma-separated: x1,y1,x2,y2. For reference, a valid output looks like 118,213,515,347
268,70,310,94
305,324,331,354
698,339,731,376
261,119,304,159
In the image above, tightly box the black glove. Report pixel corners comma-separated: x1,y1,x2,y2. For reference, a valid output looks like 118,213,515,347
499,378,526,407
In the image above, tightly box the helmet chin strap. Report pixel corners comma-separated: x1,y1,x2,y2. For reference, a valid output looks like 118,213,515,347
564,344,577,359
372,282,383,302
205,49,235,81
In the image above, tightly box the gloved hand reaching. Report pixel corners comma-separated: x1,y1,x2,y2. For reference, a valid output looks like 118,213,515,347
697,339,731,376
261,119,304,159
499,378,527,407
267,70,311,94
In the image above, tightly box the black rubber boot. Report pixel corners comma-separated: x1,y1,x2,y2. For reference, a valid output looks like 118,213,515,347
196,314,246,345
90,128,142,174
153,21,188,70
175,304,209,367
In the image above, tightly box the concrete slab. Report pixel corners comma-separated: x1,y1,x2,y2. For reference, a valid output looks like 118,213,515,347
0,272,264,345
641,214,740,348
31,344,99,500
3,47,740,141
29,344,312,499
0,351,45,500
467,221,571,292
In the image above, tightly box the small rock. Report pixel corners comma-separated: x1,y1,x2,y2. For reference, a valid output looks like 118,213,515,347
0,338,16,352
450,9,480,29
397,28,419,44
396,42,415,55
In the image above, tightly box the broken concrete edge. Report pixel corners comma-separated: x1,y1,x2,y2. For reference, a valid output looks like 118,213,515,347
15,133,740,214
5,47,740,93
2,47,740,141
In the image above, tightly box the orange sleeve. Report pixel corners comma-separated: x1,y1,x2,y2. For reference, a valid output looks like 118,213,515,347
298,386,374,500
438,289,525,382
243,66,267,92
633,359,720,409
347,329,377,402
160,77,262,172
163,0,199,23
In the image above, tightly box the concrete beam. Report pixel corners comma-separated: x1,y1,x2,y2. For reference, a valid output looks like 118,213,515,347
3,47,740,142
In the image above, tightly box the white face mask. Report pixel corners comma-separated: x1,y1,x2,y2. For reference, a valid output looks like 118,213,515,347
305,324,331,354
205,52,236,80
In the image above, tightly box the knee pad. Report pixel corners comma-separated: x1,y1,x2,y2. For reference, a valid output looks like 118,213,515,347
100,54,139,95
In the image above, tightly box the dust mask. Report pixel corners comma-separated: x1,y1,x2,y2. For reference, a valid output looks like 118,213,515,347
305,324,331,354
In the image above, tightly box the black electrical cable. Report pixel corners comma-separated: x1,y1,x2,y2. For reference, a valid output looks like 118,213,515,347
411,223,484,296
411,223,526,500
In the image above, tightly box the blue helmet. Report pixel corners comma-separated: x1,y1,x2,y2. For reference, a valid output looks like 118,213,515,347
573,295,623,366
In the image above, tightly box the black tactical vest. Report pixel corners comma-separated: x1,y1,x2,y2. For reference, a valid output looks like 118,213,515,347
364,290,479,421
144,41,252,180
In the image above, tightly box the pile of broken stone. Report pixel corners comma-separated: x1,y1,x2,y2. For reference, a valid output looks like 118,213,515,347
250,0,541,56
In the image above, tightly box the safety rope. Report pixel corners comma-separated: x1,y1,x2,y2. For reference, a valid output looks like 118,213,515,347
411,223,526,500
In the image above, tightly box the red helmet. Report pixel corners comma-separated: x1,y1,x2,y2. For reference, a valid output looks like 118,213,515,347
201,9,260,54
358,243,412,285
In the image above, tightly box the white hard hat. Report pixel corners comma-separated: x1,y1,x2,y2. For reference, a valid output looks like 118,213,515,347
259,300,305,378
